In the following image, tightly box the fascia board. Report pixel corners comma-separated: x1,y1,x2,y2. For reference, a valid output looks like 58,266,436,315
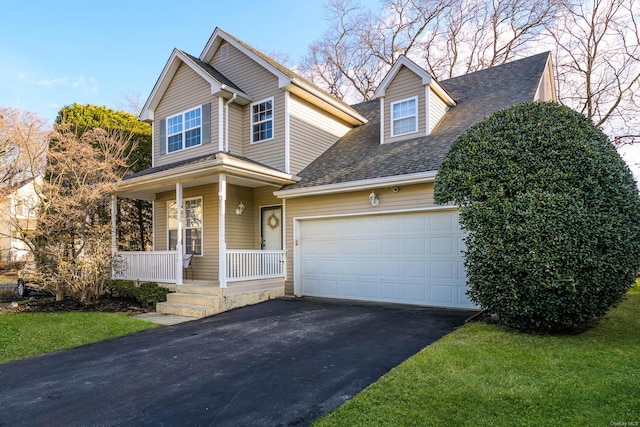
288,80,368,125
375,56,433,98
116,157,298,195
274,171,438,199
140,49,253,122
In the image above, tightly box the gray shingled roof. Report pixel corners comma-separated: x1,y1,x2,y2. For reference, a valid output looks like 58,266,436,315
123,151,284,181
284,52,551,190
180,50,245,94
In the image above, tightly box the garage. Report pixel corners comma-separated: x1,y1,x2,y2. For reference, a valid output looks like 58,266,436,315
296,209,475,309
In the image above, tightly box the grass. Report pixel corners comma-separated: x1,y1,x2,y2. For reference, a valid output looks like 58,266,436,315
0,312,158,364
0,273,17,283
315,283,640,427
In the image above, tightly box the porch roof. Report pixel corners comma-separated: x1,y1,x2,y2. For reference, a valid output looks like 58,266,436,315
115,151,299,200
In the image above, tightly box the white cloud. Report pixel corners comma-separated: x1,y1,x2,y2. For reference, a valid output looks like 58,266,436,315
36,75,98,95
37,76,71,86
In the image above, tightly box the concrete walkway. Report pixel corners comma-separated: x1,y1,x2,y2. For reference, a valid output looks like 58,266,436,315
134,311,195,325
0,297,474,426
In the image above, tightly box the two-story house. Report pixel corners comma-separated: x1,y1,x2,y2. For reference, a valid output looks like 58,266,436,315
0,176,42,263
112,27,555,317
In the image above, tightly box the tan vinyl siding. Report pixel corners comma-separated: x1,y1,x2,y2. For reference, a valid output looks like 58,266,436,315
210,43,286,171
226,184,254,249
535,69,554,101
154,63,218,168
429,88,449,133
289,94,352,175
227,103,244,156
384,66,426,144
282,182,439,294
154,184,219,281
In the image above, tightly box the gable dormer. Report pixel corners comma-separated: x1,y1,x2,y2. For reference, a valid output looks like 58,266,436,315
374,56,455,144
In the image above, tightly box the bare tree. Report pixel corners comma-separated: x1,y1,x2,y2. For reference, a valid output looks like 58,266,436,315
26,125,135,302
545,0,640,142
422,0,562,78
300,0,380,101
300,0,560,101
0,107,48,188
300,0,638,143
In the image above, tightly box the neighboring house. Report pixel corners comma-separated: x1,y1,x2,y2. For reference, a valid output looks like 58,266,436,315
0,176,42,263
112,27,555,317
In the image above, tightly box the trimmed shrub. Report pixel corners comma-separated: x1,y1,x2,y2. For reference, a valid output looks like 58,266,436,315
105,280,171,306
434,102,640,332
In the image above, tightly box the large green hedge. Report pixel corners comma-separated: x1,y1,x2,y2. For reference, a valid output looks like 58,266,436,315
434,102,640,332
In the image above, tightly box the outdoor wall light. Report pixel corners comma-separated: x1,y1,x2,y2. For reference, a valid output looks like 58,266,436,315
235,202,245,215
369,191,379,207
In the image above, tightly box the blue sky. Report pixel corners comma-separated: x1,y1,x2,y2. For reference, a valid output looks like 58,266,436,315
2,0,639,177
0,0,377,124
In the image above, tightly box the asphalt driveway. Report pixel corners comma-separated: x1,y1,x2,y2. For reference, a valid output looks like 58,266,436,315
0,297,474,426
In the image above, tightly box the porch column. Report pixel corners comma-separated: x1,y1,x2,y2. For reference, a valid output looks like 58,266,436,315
111,195,117,255
176,182,183,285
218,173,227,288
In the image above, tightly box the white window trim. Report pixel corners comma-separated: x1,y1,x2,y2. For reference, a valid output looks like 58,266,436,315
390,96,418,137
167,196,204,256
250,97,274,144
167,106,203,153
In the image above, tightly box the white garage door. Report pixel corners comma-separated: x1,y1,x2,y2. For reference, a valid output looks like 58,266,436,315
298,210,474,309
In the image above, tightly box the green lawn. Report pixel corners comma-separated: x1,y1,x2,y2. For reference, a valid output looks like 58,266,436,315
0,312,158,364
315,284,640,427
0,273,17,283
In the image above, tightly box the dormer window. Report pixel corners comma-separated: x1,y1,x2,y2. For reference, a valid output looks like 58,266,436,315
391,97,418,137
167,107,202,153
251,97,274,143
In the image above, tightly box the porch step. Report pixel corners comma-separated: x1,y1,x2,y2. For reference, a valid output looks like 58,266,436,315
179,285,223,296
155,281,286,319
156,301,219,318
166,292,220,306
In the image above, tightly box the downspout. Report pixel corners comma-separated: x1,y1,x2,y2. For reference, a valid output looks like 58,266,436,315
224,93,237,152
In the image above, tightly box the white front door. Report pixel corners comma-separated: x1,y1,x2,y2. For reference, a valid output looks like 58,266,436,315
261,206,283,250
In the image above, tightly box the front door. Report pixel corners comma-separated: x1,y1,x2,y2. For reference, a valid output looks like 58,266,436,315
261,206,283,250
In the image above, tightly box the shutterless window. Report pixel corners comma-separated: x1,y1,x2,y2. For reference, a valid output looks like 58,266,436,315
391,97,418,137
251,98,273,143
167,107,202,153
167,197,203,255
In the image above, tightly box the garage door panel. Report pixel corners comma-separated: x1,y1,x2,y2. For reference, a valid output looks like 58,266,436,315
430,237,454,255
406,283,427,301
299,211,475,309
431,285,454,304
430,212,455,232
404,261,427,278
430,261,456,279
381,238,404,255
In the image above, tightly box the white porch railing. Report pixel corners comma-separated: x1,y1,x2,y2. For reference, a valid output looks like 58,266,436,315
114,250,285,284
226,250,286,282
114,251,178,283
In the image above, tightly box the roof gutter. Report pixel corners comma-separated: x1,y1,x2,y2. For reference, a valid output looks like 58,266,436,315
288,78,368,125
274,170,438,199
116,154,299,195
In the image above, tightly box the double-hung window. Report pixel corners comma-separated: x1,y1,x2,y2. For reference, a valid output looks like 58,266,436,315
167,107,202,153
391,97,418,137
167,197,203,255
251,98,273,143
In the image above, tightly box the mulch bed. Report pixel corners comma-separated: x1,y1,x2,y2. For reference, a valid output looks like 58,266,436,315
0,294,154,315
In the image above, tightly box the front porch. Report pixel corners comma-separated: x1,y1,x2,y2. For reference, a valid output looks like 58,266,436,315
113,250,286,317
111,152,298,318
113,249,286,285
